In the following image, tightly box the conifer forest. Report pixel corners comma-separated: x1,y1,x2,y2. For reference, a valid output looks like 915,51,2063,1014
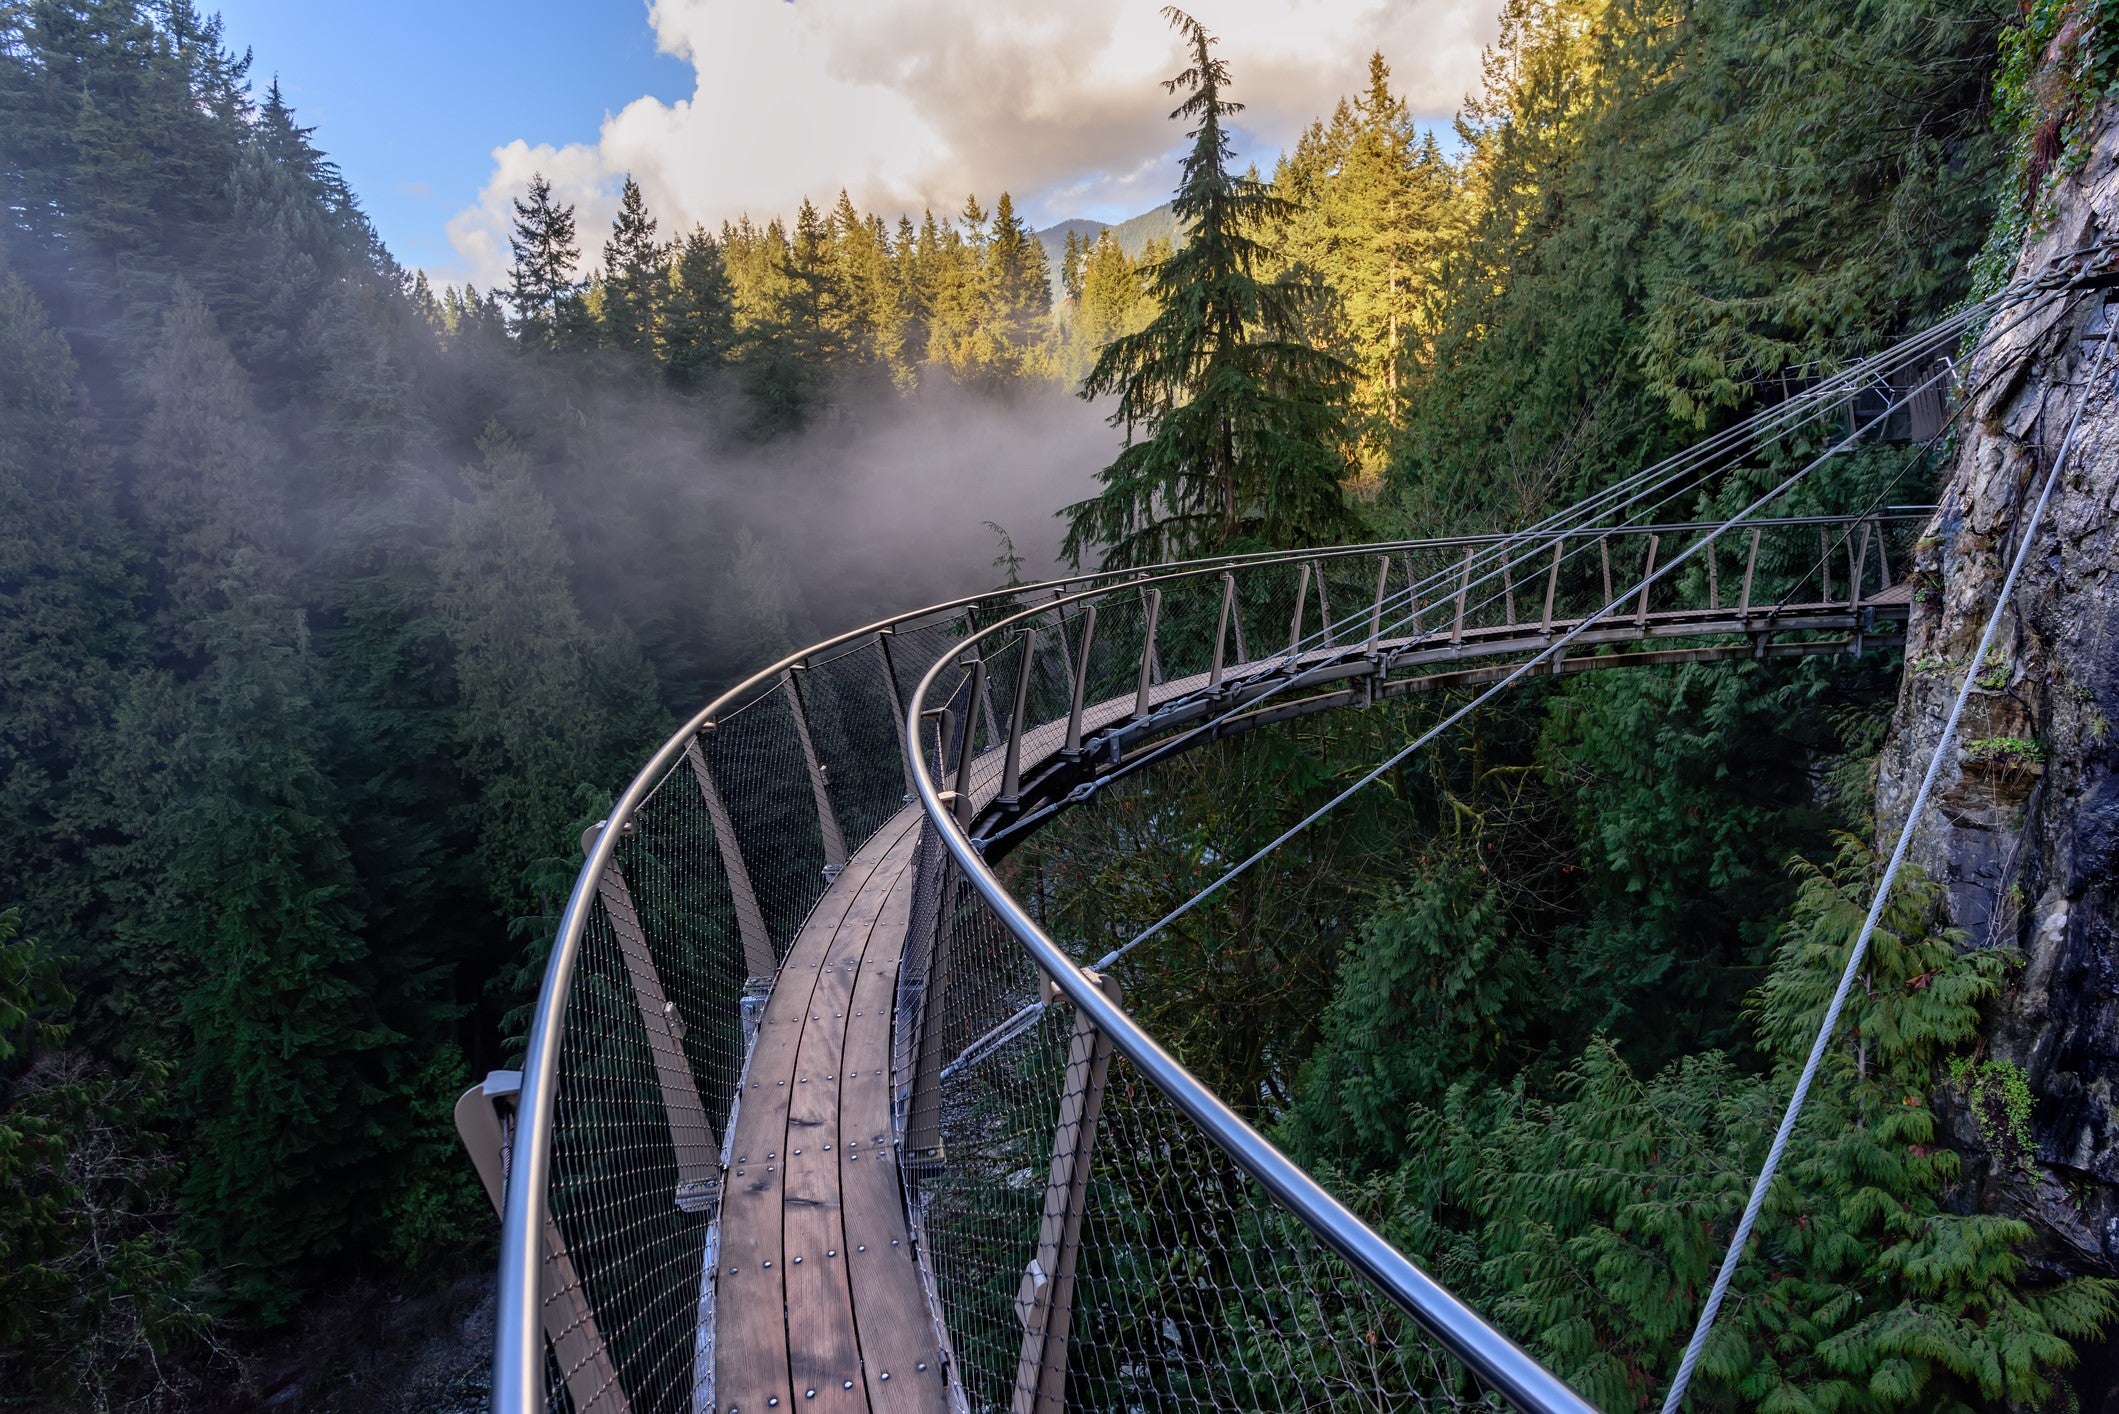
7,0,2119,1410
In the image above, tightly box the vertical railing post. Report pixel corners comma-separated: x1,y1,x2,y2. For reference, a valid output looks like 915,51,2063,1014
1063,605,1097,757
1311,561,1335,646
1451,547,1472,650
875,629,917,801
1134,587,1162,719
1541,539,1561,634
1707,533,1721,611
454,1075,632,1414
1288,563,1311,655
1819,525,1832,604
901,831,958,1174
1000,628,1039,807
1636,534,1659,628
582,825,721,1213
1210,572,1236,689
953,658,987,823
685,735,776,981
1871,517,1892,589
786,665,849,877
1367,555,1389,650
1012,972,1122,1414
1740,526,1761,615
1502,555,1516,627
1599,535,1613,607
1850,522,1870,611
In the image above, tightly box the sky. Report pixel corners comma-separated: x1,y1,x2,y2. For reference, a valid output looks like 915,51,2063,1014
208,0,1500,289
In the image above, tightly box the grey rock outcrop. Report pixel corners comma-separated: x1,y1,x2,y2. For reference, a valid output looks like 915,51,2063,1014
1874,101,2119,1279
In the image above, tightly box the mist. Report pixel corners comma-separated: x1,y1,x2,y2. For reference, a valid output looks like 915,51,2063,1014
716,381,1120,637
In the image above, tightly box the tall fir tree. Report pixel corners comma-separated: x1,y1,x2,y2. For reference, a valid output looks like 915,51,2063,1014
599,175,665,360
660,224,736,389
1063,9,1354,567
506,172,584,348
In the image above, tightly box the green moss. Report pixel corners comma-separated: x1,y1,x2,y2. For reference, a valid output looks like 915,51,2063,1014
1963,735,2047,765
1950,1055,2041,1179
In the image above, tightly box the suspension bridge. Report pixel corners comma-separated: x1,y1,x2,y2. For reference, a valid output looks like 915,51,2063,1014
464,267,2111,1414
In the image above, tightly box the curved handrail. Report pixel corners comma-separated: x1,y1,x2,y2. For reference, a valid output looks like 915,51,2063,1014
497,512,1915,1412
494,528,1678,1409
902,553,1608,1414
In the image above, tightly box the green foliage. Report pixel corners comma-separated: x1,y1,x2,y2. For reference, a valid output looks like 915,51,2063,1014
0,909,208,1405
1379,844,2112,1412
1063,8,1356,567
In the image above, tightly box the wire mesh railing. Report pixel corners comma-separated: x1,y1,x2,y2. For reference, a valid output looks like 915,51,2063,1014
483,297,2005,1414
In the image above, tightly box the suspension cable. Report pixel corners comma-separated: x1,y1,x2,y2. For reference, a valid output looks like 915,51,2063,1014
1657,312,2116,1413
1089,354,1963,974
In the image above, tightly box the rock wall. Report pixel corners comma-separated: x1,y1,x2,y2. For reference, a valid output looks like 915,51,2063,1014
1874,100,2119,1284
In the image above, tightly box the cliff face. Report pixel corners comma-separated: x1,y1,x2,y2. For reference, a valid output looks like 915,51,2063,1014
1874,100,2119,1283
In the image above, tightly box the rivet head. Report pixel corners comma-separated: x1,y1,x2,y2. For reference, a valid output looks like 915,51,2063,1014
842,1381,853,1390
916,1363,927,1372
792,1256,802,1264
857,1245,866,1252
804,1391,815,1400
763,1260,773,1268
793,1149,801,1155
826,1249,836,1257
768,1401,779,1409
881,1372,890,1381
892,1239,900,1246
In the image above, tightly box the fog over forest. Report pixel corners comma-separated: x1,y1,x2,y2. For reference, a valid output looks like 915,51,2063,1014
8,1,2119,1411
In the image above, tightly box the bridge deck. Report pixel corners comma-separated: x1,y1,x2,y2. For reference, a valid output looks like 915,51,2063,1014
715,812,948,1414
707,594,1905,1410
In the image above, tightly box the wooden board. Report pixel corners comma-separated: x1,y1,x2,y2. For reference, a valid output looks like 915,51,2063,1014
841,868,949,1414
781,826,918,1409
715,815,916,1413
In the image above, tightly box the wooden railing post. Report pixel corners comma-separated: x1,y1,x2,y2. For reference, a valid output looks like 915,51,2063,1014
582,828,722,1214
1311,561,1335,646
1739,527,1761,615
874,629,917,801
1367,555,1389,649
1541,540,1561,633
785,666,849,877
1288,563,1311,654
1451,547,1472,650
684,737,775,981
1063,605,1097,757
1134,588,1162,719
953,659,987,824
1001,628,1039,806
1210,573,1236,688
1636,534,1659,629
1012,972,1122,1414
455,1073,632,1414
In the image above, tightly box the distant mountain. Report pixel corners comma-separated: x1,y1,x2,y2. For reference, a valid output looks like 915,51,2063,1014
1033,202,1182,298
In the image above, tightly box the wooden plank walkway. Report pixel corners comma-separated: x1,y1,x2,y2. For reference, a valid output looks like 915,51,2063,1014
714,813,948,1414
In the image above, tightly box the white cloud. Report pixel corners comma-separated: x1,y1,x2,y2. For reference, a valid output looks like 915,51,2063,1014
442,0,1500,288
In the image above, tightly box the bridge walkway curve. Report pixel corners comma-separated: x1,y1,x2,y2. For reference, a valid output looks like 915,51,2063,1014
708,592,1907,1410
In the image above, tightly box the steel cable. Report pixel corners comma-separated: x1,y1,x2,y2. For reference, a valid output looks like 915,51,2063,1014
1656,311,2117,1414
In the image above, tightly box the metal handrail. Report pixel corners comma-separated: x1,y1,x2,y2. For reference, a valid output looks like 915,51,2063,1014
496,510,1920,1413
494,525,1693,1409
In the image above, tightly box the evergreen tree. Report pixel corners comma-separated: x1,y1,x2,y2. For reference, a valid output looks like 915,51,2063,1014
1063,8,1354,567
660,224,736,388
986,191,1051,345
506,172,584,348
599,175,665,359
1061,227,1088,303
0,256,139,957
119,286,412,1306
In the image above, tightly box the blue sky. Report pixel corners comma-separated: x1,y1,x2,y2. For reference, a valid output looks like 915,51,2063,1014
206,1,1494,286
209,0,691,271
